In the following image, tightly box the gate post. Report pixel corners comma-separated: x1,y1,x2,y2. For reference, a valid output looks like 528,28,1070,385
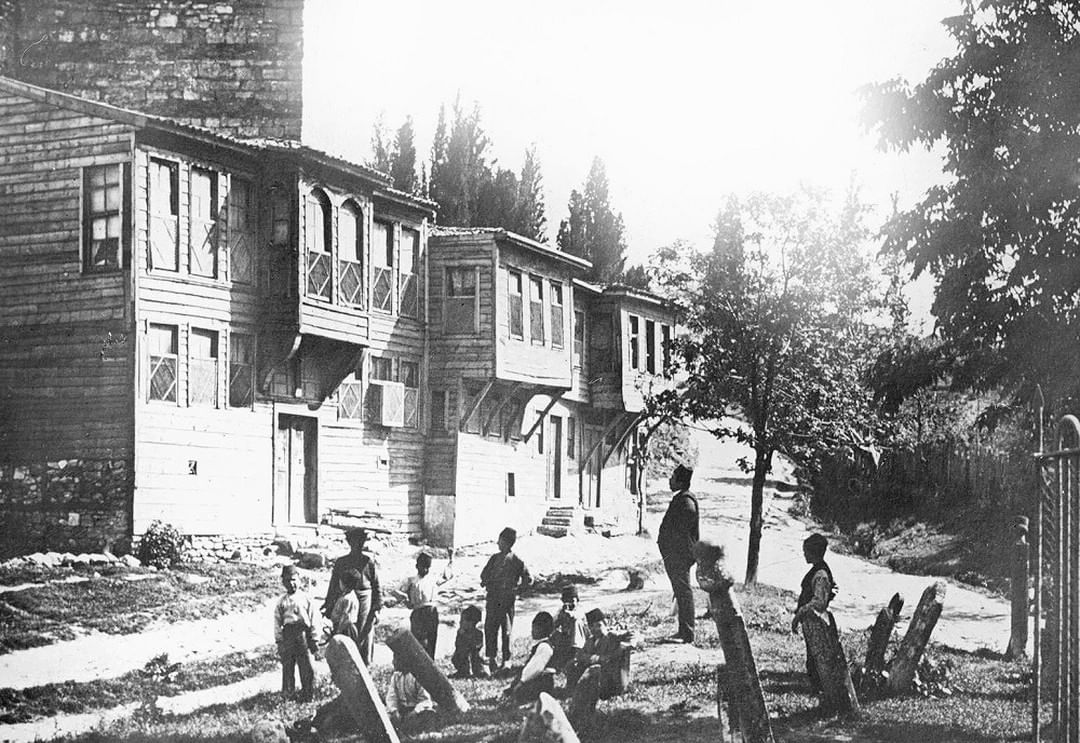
1031,385,1043,743
1007,516,1029,660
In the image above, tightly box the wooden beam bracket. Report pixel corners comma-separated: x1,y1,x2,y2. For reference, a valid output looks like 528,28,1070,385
459,378,496,433
522,389,566,443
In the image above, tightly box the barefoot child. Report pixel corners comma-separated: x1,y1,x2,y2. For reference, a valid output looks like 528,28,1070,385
392,551,452,658
274,564,319,702
480,527,532,673
450,605,486,678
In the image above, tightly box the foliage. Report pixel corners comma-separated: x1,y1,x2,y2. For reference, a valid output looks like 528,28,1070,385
862,1,1080,409
390,116,418,194
513,144,547,242
557,157,628,282
136,520,186,569
645,421,699,479
650,187,883,582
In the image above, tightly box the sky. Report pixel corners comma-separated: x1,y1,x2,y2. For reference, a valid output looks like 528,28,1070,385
302,0,961,326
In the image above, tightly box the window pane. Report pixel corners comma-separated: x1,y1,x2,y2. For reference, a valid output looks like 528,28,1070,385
340,205,360,262
401,228,418,272
306,194,328,254
374,221,393,268
399,360,419,388
646,319,656,373
149,324,177,354
190,328,218,358
529,277,544,343
229,333,254,408
148,324,178,403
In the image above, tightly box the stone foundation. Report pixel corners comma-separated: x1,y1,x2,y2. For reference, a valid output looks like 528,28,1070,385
0,458,132,559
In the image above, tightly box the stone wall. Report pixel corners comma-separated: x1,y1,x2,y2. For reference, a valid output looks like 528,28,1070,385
0,0,304,140
0,458,132,559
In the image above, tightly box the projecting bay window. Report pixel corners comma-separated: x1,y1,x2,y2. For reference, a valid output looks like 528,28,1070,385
189,328,219,407
629,315,640,370
189,167,219,278
445,267,478,334
645,319,656,373
228,177,256,285
305,190,332,300
149,159,179,271
550,282,564,348
148,324,178,403
338,202,364,307
573,310,585,367
399,360,420,428
529,276,544,344
229,332,254,408
400,228,419,319
373,221,394,312
508,269,524,339
83,162,128,273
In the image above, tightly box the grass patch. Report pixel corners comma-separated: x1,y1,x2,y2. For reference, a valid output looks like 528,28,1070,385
0,647,280,724
0,563,281,655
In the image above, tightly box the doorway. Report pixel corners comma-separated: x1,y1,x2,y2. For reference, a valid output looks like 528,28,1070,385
274,414,318,524
548,415,563,499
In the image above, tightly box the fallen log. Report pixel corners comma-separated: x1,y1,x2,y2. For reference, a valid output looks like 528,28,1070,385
518,691,581,743
863,593,904,690
887,581,946,693
324,635,400,743
799,610,861,716
386,628,469,713
694,540,775,743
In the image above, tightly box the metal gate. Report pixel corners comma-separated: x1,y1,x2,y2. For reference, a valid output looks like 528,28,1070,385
1034,414,1080,742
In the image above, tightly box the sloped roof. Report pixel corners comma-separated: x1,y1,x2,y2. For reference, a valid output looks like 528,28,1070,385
430,226,592,271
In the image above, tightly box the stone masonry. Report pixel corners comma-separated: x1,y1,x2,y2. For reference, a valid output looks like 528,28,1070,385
0,0,304,141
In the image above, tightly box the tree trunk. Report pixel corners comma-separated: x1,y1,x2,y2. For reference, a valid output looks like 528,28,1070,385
324,635,400,743
386,628,470,713
863,593,904,690
887,582,946,693
518,691,581,743
799,611,861,716
745,447,769,585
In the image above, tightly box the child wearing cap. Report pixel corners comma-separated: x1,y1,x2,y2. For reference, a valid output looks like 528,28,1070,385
480,527,532,673
274,564,320,702
391,551,452,659
565,608,630,695
550,584,588,671
504,611,557,704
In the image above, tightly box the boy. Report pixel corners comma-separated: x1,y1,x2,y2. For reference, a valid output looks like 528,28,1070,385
791,533,838,693
480,527,532,673
504,611,556,704
274,564,319,702
450,605,487,678
385,649,435,726
565,608,630,695
394,551,451,658
329,568,362,644
550,584,588,671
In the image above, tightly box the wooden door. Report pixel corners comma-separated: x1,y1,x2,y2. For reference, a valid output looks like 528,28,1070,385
274,414,318,524
548,415,563,499
582,425,602,508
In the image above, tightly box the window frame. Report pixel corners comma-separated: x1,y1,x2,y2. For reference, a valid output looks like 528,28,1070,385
188,327,220,408
399,226,420,319
188,166,220,279
573,309,586,367
372,220,395,313
82,162,129,274
444,266,479,335
148,158,180,272
529,275,545,345
645,318,656,374
147,323,179,404
508,268,524,339
550,281,564,349
228,331,255,409
228,175,257,286
304,189,333,301
398,358,420,429
338,200,365,307
628,314,640,370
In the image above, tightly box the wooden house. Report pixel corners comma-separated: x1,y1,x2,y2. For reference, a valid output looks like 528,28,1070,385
424,228,676,546
0,76,434,556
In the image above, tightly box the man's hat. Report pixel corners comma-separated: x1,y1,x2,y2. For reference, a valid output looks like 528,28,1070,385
585,608,605,624
561,585,579,601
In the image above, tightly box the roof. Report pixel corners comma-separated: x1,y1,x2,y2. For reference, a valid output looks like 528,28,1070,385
430,226,592,271
0,76,436,214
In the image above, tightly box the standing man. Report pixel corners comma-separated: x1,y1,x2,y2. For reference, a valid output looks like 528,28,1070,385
657,463,699,643
323,527,382,664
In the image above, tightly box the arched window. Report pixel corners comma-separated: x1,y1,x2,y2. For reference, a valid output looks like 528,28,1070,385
304,189,332,299
339,201,364,306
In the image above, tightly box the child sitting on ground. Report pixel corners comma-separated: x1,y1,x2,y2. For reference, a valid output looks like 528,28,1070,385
450,605,487,678
385,649,435,726
504,611,557,704
328,568,362,644
550,584,589,671
274,564,319,702
565,608,631,696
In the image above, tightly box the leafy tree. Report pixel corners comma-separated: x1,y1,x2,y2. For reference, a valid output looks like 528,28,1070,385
391,116,418,194
557,157,627,282
651,188,881,583
863,2,1080,408
513,144,547,242
622,264,651,290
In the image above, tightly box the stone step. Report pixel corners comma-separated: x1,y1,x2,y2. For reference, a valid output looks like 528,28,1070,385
536,525,570,538
541,516,575,527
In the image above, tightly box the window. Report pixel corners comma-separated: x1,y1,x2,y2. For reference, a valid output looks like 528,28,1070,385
83,163,126,272
149,159,179,271
550,282,564,348
629,315,640,370
508,269,524,339
573,310,585,366
567,416,576,459
189,167,218,278
366,356,393,422
400,227,419,319
430,389,447,433
339,202,364,306
305,190,332,300
372,221,394,312
445,267,478,334
189,328,219,407
646,319,656,373
338,373,363,419
507,472,516,498
399,359,420,429
662,323,672,374
148,324,178,402
228,177,256,284
529,276,544,344
229,332,254,408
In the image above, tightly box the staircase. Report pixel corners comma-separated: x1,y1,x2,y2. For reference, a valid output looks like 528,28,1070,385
536,504,583,538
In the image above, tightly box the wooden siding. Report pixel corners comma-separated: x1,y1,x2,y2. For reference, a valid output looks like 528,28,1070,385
0,92,135,461
427,236,496,387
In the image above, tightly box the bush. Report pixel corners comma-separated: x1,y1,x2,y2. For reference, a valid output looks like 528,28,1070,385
137,521,187,569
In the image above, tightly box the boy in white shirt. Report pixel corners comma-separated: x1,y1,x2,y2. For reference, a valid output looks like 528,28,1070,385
274,564,319,702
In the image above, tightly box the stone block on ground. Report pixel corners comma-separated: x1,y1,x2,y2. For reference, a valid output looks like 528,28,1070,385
325,635,400,743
